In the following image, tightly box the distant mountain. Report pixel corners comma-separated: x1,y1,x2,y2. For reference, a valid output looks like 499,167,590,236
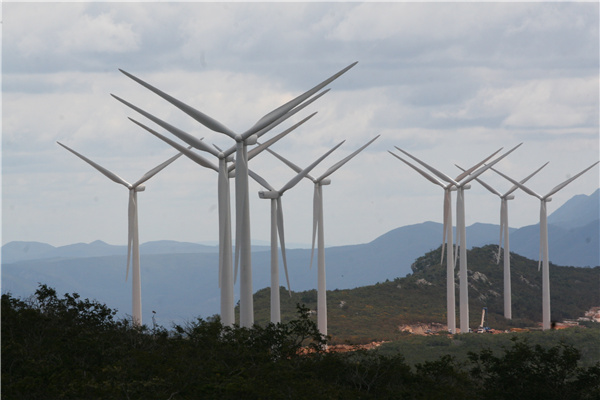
2,191,598,326
251,245,600,343
510,219,599,267
547,189,599,229
1,241,55,263
1,239,271,264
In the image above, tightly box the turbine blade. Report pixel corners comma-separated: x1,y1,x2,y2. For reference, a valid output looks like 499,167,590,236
265,147,319,184
310,185,320,269
279,141,345,195
317,135,380,182
218,163,229,289
126,190,135,282
454,148,503,182
389,151,446,188
543,161,599,200
456,164,502,197
454,192,461,267
266,148,303,174
250,89,330,141
246,112,318,161
233,145,247,278
395,147,460,186
117,69,237,138
129,118,219,173
491,167,543,200
276,198,292,295
111,94,221,157
538,201,544,271
248,169,275,191
57,142,131,188
497,200,505,264
241,63,357,138
460,143,523,186
132,146,191,188
441,190,449,264
504,162,549,197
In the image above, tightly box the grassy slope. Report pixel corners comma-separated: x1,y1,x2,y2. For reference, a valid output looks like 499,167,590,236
376,323,600,368
245,245,599,346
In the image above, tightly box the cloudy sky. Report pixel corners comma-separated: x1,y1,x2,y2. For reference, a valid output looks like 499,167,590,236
3,2,599,250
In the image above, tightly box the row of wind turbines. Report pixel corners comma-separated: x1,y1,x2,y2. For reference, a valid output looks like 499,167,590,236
389,147,597,332
59,62,379,339
58,62,597,334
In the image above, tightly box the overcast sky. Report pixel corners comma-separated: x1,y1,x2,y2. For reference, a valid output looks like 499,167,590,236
3,2,599,250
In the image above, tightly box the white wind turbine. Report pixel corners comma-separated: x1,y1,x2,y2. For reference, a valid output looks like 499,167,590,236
393,143,522,333
124,113,316,327
266,135,380,336
116,63,357,327
388,147,509,334
491,161,599,330
57,141,186,326
455,162,548,319
248,141,344,323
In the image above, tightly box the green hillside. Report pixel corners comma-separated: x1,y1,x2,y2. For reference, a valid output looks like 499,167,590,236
245,245,599,344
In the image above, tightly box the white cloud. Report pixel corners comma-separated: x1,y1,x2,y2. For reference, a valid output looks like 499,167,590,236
2,2,598,248
57,12,140,54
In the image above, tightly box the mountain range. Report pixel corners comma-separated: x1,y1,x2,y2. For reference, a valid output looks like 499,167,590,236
2,189,597,327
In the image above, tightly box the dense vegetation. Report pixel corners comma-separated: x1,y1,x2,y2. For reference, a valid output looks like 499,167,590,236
250,245,599,344
3,285,599,399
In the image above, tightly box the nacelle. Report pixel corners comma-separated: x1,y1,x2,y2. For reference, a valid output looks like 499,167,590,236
246,134,258,146
135,185,146,192
506,195,515,200
320,178,331,186
259,191,279,199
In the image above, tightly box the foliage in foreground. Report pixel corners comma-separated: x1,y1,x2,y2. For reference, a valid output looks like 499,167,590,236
2,285,599,399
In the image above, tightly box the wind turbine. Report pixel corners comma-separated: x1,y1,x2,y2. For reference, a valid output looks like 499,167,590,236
455,162,548,319
389,147,510,333
57,141,187,326
266,135,380,336
115,63,357,327
124,113,316,326
249,141,344,323
393,143,522,333
491,161,599,330
388,153,460,333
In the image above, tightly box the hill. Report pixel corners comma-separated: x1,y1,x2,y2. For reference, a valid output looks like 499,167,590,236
249,245,599,344
2,190,598,326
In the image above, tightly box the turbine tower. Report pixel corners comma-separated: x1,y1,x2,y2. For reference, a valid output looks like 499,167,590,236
249,140,344,323
266,136,379,336
455,163,548,319
57,141,186,326
124,113,315,326
115,63,357,327
393,144,521,333
388,153,461,333
492,161,598,330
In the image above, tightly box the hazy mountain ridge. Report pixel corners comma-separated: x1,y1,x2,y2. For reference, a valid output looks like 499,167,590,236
1,240,273,264
250,245,600,343
547,188,599,229
2,191,598,326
